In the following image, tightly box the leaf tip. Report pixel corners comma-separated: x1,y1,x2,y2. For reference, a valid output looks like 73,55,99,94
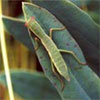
22,2,25,7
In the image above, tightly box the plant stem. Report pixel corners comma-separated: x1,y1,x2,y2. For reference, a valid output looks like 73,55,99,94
0,1,15,100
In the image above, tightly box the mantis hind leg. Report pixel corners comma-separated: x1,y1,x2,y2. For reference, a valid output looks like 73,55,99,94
59,49,87,65
49,27,66,39
51,60,65,91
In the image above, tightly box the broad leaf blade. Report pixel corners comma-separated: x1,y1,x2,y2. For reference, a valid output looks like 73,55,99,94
0,71,61,100
31,0,100,76
2,16,34,52
70,0,90,7
2,16,93,99
2,2,100,100
23,2,100,100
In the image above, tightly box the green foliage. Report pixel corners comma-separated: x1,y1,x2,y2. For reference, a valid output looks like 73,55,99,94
1,0,100,100
31,0,100,75
0,70,61,100
22,2,100,100
2,17,34,52
69,0,91,6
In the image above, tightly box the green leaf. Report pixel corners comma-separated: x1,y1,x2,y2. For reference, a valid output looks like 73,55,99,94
66,0,91,7
70,0,100,24
88,11,100,24
22,2,100,100
0,70,61,100
2,16,34,52
2,0,99,75
86,0,100,24
2,2,100,100
31,0,100,76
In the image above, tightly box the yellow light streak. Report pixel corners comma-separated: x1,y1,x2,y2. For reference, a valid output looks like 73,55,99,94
0,0,15,100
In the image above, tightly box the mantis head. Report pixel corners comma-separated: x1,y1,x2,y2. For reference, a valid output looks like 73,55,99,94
25,16,35,27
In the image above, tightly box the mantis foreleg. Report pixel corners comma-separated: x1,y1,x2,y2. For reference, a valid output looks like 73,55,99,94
28,29,40,51
51,60,65,91
59,49,86,65
49,27,66,39
34,37,40,51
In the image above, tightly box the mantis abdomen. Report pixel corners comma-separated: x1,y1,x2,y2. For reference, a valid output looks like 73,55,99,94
26,17,70,81
41,35,70,81
26,17,86,86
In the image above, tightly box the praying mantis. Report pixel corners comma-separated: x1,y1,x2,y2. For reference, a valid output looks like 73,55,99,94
25,16,86,90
